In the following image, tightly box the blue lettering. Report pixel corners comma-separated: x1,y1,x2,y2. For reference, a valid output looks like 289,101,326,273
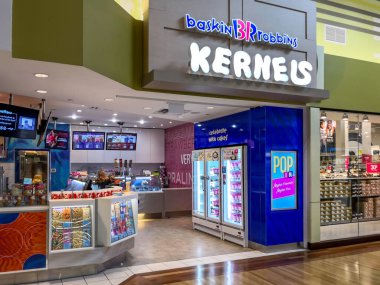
269,32,276,44
262,33,269,42
211,18,220,33
249,22,257,42
197,21,206,31
224,25,233,37
206,20,212,32
232,19,239,39
257,30,263,41
292,38,298,48
276,33,283,44
185,14,196,29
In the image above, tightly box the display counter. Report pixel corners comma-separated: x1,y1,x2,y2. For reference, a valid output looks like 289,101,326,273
96,193,138,246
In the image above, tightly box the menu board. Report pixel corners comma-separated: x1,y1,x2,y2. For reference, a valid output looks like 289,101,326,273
110,200,135,243
0,103,39,139
72,132,105,150
51,206,93,251
45,129,69,150
271,151,297,211
106,133,137,150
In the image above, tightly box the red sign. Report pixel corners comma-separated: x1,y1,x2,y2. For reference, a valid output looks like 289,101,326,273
367,163,380,173
165,123,194,188
362,154,372,163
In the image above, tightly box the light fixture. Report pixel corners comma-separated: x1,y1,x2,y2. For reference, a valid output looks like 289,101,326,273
139,119,145,125
81,105,85,107
111,118,117,123
232,124,237,128
197,124,202,127
148,116,153,119
207,106,214,109
113,113,118,116
77,109,82,113
160,124,164,127
134,125,138,127
153,126,156,128
104,123,108,126
144,107,152,110
113,130,116,133
71,114,77,120
363,114,370,122
342,113,348,121
36,90,47,94
34,73,48,78
92,129,96,132
320,111,327,120
104,98,114,102
169,121,172,124
80,122,84,125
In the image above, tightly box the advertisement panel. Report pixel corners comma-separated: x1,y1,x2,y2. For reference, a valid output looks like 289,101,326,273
271,151,297,211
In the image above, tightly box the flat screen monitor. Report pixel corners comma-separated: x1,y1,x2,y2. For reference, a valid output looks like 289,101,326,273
45,129,69,150
0,103,39,139
106,133,137,150
72,131,105,150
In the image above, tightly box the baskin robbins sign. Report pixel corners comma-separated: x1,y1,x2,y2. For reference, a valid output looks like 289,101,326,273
185,14,313,86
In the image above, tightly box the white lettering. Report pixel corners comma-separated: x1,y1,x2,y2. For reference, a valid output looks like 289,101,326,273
272,57,289,82
212,47,232,76
290,60,312,86
253,54,271,81
190,42,211,73
233,51,252,78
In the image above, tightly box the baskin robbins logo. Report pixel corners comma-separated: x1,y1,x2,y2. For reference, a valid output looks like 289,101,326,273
185,14,298,49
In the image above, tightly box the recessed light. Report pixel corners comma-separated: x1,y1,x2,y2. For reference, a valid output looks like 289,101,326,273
105,98,114,102
134,125,138,127
104,123,108,126
77,109,82,113
169,121,172,124
232,124,237,128
36,90,47,94
34,73,48,78
160,124,164,127
80,122,84,125
81,105,85,107
139,120,145,125
197,124,202,127
113,113,118,116
144,107,152,110
111,118,117,123
91,129,96,132
71,114,77,120
113,130,116,133
207,106,214,109
148,116,153,119
153,126,156,128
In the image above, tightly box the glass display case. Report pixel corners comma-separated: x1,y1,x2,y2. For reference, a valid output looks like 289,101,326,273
131,176,161,192
319,110,380,239
0,150,49,207
49,199,95,253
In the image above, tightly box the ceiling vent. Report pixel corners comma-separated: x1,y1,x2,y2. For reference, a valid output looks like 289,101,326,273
325,25,346,44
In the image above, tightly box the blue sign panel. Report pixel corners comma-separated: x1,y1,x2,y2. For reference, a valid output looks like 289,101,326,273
271,151,297,211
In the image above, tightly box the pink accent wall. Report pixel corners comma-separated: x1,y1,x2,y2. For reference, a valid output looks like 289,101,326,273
165,123,194,188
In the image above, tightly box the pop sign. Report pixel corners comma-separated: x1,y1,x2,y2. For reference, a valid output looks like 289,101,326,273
271,151,297,211
367,163,380,174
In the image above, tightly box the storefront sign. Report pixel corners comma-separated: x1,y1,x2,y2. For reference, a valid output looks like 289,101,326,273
185,14,298,48
367,163,380,173
271,151,297,211
189,42,313,86
208,128,228,143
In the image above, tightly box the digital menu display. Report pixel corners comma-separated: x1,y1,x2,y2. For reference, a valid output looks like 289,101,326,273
45,129,69,150
0,103,39,139
72,132,105,150
106,133,137,150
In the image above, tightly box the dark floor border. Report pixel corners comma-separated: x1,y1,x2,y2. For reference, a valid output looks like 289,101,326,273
308,234,380,250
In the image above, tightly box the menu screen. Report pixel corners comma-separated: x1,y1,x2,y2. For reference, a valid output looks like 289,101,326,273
72,132,105,150
45,129,69,150
0,103,39,139
106,133,137,150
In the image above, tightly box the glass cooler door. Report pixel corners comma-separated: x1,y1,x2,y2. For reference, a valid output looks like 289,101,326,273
205,149,221,222
222,146,244,229
192,150,205,218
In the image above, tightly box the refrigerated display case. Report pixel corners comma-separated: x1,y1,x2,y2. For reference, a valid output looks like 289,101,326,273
205,149,221,222
49,199,95,253
96,194,138,246
131,176,161,192
192,150,205,218
222,146,244,229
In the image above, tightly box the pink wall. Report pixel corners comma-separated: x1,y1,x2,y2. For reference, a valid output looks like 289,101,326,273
165,123,194,188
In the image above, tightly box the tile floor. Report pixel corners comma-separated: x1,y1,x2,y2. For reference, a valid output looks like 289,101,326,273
25,217,304,285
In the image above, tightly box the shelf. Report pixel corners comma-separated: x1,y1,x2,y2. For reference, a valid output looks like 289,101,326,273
321,220,352,226
320,196,350,200
352,195,380,198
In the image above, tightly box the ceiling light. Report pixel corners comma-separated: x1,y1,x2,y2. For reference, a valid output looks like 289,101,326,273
111,118,117,123
34,73,48,78
139,120,145,125
113,130,116,133
320,111,327,120
36,90,47,94
80,122,84,125
169,121,172,124
71,114,77,120
197,124,202,127
81,105,85,107
232,124,237,128
92,129,96,132
134,125,137,127
153,126,156,128
104,98,114,102
207,106,214,109
104,123,108,126
342,113,348,121
113,113,118,116
160,124,164,127
363,115,370,122
148,116,153,119
77,109,82,113
144,107,152,110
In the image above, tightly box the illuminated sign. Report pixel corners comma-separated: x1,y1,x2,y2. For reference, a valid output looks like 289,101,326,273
189,42,313,86
185,14,298,48
271,151,297,211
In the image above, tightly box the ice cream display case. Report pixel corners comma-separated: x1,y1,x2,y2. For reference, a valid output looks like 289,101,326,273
131,176,161,192
49,199,95,253
96,193,138,246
